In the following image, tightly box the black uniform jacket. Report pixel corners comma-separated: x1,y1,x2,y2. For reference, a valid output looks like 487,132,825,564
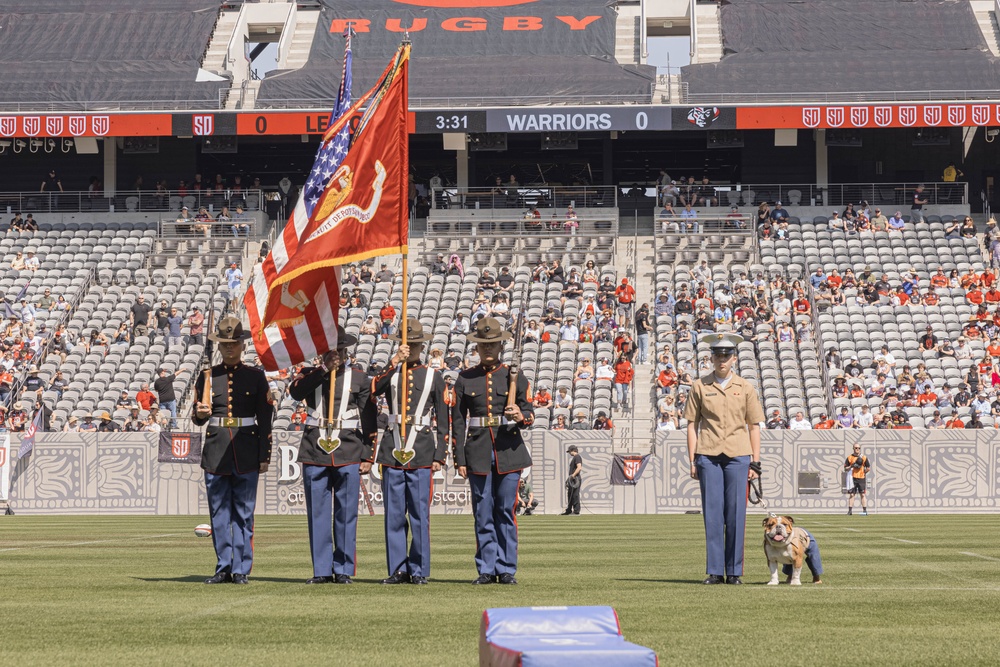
371,362,449,469
193,363,274,475
288,364,377,466
452,363,534,475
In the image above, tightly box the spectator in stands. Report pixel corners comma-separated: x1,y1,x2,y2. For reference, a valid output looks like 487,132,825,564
194,207,213,237
770,201,789,222
765,410,787,429
10,251,25,270
634,303,651,365
374,263,394,284
910,185,928,224
888,211,905,232
567,410,587,430
360,315,379,336
812,412,835,429
560,317,579,344
431,253,447,275
188,306,204,346
378,300,396,338
926,410,945,429
129,294,152,338
593,411,613,430
574,357,594,383
554,387,572,411
679,204,699,234
22,250,39,272
41,168,63,194
154,367,177,429
613,353,634,411
166,307,184,351
787,411,811,429
594,357,615,383
532,384,552,409
960,216,977,239
445,311,469,337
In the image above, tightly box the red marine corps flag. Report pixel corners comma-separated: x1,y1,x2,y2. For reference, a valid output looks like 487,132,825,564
246,36,410,370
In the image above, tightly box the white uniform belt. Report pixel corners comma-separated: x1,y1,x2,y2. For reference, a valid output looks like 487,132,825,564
386,414,433,426
469,416,513,428
209,417,256,427
305,418,361,428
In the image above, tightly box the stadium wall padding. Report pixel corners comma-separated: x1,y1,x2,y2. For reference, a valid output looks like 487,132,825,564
4,429,999,514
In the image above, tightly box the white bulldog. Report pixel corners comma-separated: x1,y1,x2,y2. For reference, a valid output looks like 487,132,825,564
762,515,813,585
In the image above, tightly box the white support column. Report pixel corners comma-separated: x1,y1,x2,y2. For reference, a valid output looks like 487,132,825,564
815,129,828,188
103,138,117,198
456,146,469,189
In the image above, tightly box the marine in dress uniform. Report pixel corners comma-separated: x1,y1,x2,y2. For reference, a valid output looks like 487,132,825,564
683,332,764,585
452,317,534,585
370,319,449,584
193,317,274,585
288,326,378,584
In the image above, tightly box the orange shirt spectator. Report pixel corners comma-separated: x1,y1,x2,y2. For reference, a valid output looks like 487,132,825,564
614,358,634,385
985,288,1000,304
895,290,909,306
657,368,677,390
982,271,996,288
827,274,843,289
532,388,552,408
946,416,965,428
849,385,864,398
917,390,937,406
965,321,983,338
793,297,810,314
967,288,985,305
614,279,635,304
930,271,949,288
136,388,157,410
814,416,837,429
961,271,979,289
922,292,940,306
988,340,1000,358
380,303,397,324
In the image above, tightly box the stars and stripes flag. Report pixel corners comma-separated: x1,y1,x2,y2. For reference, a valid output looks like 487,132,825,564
245,35,410,371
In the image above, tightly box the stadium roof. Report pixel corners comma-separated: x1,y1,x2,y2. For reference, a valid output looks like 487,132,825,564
256,0,654,109
683,0,1000,98
0,0,228,109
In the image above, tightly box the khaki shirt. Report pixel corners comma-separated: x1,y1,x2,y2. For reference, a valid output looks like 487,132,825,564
683,373,764,457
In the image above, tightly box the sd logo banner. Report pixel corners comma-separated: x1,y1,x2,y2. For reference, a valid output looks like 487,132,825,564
610,453,651,486
157,432,203,464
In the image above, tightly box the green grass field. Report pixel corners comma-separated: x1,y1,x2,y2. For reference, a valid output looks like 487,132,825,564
2,514,999,666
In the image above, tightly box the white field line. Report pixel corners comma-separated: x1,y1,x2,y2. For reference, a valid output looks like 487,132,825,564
0,533,185,552
960,551,1000,562
883,537,922,544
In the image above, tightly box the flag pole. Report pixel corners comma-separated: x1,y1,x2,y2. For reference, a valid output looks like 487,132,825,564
400,253,408,442
398,36,411,445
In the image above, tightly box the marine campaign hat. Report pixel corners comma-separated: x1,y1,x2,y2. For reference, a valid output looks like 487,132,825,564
389,317,431,343
467,317,512,343
208,316,252,343
333,325,358,349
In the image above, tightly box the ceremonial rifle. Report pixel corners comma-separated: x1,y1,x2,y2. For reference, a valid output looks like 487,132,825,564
506,283,528,412
200,307,215,407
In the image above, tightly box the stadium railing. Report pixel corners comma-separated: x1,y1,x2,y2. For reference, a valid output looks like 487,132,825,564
672,182,968,208
0,189,268,215
430,186,618,211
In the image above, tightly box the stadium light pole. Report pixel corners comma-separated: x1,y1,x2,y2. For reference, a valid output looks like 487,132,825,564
689,0,697,61
640,0,647,62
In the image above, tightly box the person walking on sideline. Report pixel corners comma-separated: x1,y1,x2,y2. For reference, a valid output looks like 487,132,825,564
844,444,871,515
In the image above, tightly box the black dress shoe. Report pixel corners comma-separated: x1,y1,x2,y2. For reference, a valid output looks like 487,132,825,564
410,576,429,585
472,574,495,585
204,572,233,585
497,573,518,585
702,575,725,585
334,574,354,584
726,576,743,585
381,572,411,585
231,574,249,585
560,510,572,515
306,576,335,584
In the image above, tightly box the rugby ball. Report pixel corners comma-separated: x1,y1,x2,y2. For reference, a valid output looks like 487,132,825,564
194,524,212,538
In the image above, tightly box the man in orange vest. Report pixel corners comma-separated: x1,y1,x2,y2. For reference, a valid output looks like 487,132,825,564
844,444,871,515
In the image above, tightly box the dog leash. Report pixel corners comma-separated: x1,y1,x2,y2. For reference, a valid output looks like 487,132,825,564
748,461,768,511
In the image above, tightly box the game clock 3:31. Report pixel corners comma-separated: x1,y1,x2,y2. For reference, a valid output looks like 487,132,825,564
414,110,486,134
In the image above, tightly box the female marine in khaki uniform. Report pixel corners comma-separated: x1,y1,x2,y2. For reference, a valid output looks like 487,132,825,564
684,332,764,585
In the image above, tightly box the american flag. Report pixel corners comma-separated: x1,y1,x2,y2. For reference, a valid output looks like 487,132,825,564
303,29,354,220
244,31,355,370
246,34,409,371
